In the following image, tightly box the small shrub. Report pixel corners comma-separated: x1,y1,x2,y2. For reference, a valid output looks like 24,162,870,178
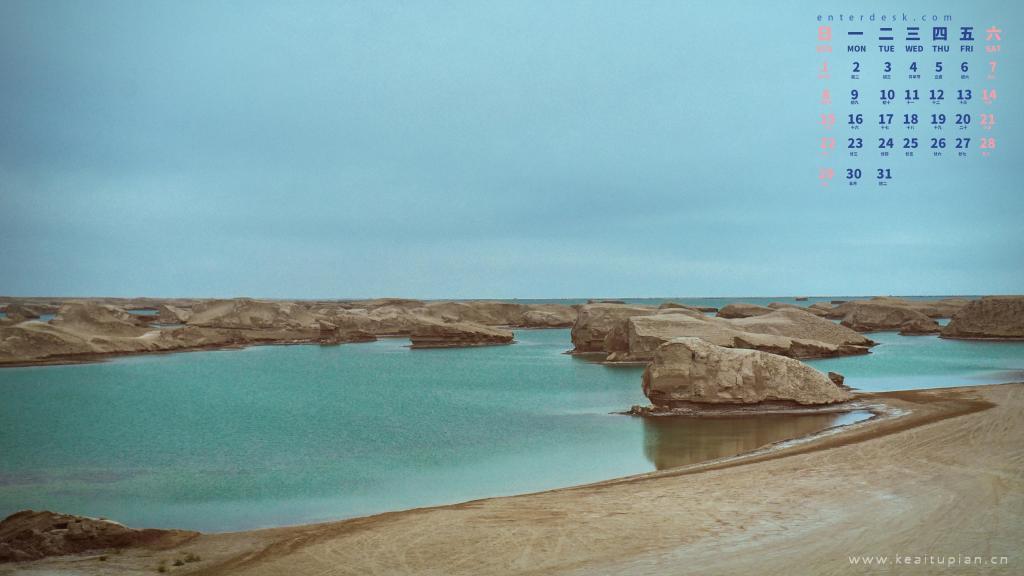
98,555,108,561
184,552,202,562
173,559,185,566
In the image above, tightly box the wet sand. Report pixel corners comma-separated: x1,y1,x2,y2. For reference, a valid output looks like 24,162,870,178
5,383,1021,575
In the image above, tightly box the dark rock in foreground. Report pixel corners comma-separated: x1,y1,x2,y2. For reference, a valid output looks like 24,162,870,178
0,510,196,563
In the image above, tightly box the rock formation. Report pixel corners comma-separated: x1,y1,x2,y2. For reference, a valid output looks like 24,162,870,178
187,299,317,330
897,317,943,336
805,302,835,317
659,302,717,313
569,303,657,354
409,321,514,348
642,338,852,406
716,303,775,319
609,309,873,362
826,297,970,320
420,301,575,328
732,308,875,346
317,321,375,345
839,303,940,333
0,510,196,562
582,305,873,363
941,296,1024,340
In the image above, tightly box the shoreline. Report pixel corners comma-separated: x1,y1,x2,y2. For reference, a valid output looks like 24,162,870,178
5,381,1019,575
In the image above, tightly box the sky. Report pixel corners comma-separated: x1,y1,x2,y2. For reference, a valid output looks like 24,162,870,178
1,0,1021,299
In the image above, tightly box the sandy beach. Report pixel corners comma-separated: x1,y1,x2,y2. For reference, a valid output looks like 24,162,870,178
6,381,1020,575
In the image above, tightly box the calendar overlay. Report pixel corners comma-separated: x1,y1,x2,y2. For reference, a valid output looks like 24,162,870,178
816,18,1002,186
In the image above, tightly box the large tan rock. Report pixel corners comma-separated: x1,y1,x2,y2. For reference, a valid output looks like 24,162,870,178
409,321,514,348
616,310,871,362
839,303,940,333
716,303,775,319
570,303,657,353
0,510,196,563
941,296,1024,340
642,338,852,407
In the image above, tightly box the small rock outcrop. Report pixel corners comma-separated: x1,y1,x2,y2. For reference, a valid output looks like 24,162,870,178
409,321,514,348
659,302,717,313
0,510,196,562
767,302,802,311
317,321,375,345
716,303,775,319
828,371,847,388
941,296,1024,340
898,317,943,336
840,303,940,333
642,338,852,407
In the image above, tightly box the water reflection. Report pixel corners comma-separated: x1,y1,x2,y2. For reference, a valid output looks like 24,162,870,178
642,411,870,470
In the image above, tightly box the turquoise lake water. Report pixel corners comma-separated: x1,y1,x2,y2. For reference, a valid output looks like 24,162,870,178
1,325,1021,532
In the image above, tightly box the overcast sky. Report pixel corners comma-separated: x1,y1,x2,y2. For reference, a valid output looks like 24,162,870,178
1,0,1021,299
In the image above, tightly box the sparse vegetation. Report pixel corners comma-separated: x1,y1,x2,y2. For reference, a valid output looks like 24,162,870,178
173,559,185,566
184,552,202,562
